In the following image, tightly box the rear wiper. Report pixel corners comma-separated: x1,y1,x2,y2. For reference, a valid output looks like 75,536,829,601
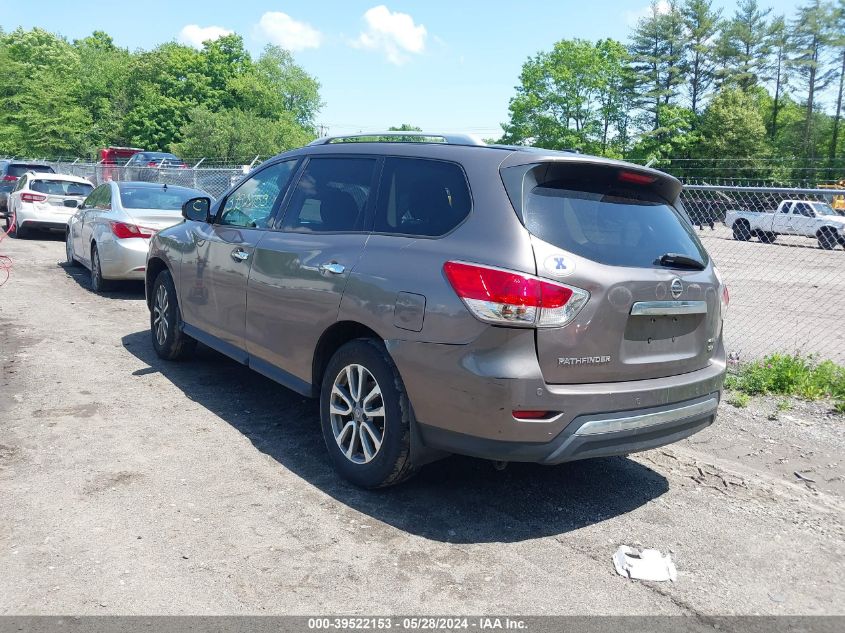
657,252,705,270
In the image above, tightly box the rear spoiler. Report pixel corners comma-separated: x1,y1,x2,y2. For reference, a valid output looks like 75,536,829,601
500,159,682,220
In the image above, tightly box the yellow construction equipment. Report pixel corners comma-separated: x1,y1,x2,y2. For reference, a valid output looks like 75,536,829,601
818,179,845,211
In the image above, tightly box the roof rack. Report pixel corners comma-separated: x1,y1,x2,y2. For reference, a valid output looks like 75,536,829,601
308,132,487,146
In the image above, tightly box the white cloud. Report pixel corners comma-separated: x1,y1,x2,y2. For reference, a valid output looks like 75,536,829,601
178,24,233,49
625,0,671,27
255,11,323,51
353,5,427,65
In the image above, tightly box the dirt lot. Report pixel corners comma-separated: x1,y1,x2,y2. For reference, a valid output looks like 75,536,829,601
0,233,843,616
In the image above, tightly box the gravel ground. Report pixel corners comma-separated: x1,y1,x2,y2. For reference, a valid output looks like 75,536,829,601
697,225,845,363
0,233,843,616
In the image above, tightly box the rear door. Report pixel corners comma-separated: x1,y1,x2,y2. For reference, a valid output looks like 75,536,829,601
505,162,722,384
245,155,379,385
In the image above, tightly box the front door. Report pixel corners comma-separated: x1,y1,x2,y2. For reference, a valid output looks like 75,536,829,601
246,156,379,386
180,160,299,358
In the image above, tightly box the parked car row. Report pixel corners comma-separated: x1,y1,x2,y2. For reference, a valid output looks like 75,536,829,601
5,134,729,488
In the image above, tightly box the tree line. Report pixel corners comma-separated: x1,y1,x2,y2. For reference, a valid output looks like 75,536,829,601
0,28,321,162
499,0,845,183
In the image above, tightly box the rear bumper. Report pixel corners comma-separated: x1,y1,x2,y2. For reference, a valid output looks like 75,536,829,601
418,393,719,464
387,328,725,463
16,204,74,230
97,237,149,280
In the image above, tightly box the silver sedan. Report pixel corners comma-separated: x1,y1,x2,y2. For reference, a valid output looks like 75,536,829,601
66,181,209,292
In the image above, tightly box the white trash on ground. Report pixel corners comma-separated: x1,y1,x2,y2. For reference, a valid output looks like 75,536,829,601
612,546,677,582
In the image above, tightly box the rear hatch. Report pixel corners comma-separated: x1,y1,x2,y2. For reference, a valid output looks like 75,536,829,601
30,179,93,215
502,160,722,384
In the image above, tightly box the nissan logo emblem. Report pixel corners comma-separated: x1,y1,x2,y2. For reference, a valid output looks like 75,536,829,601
671,278,683,299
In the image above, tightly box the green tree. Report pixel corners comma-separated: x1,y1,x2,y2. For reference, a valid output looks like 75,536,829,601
682,0,721,114
629,1,687,132
73,31,132,149
827,0,845,164
790,0,837,158
716,0,773,90
0,28,92,156
767,16,791,140
697,87,770,163
500,38,632,153
228,45,321,129
171,107,314,161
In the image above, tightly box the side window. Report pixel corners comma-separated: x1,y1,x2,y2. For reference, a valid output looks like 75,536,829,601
218,160,297,228
780,203,791,213
374,158,471,237
795,203,813,217
97,186,112,210
82,187,100,209
13,176,27,192
282,157,377,233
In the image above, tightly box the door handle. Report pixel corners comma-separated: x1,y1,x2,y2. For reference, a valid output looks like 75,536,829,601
231,248,250,263
319,262,346,275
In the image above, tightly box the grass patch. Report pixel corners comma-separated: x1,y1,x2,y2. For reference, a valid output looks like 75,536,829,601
726,353,845,412
728,392,750,408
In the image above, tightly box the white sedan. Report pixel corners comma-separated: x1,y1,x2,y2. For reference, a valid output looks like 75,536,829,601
66,181,209,292
5,173,93,238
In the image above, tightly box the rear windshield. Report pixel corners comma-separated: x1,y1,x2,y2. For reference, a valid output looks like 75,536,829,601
524,183,708,268
31,180,93,196
119,186,197,210
9,164,55,177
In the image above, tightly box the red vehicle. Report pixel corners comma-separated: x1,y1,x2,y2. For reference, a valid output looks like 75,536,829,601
99,146,143,182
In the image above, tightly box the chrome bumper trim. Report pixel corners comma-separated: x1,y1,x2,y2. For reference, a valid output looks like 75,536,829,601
630,300,707,316
574,396,719,436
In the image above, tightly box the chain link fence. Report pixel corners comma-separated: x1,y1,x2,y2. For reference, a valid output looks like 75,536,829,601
681,185,845,363
43,160,248,199
6,156,844,363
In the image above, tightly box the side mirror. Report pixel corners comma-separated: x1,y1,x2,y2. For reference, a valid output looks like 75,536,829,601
182,197,212,222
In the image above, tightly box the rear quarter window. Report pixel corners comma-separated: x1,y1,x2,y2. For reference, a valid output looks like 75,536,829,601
374,158,471,237
524,183,708,268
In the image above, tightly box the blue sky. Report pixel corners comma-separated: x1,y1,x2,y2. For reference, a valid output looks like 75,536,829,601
0,0,806,138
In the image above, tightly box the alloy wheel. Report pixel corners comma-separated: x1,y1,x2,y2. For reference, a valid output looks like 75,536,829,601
153,283,170,347
330,364,386,464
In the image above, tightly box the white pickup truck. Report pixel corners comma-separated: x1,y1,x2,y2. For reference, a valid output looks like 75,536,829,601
725,200,845,249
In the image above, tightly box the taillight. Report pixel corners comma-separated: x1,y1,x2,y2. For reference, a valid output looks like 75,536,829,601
147,161,158,167
443,261,589,328
109,221,156,239
618,170,657,185
21,192,47,203
2,175,18,182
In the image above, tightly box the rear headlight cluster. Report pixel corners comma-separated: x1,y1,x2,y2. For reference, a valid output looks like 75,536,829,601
109,221,156,239
443,261,589,328
21,192,47,203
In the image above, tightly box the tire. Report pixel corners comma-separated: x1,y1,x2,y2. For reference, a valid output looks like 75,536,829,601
6,213,27,239
150,269,196,361
759,231,777,244
320,339,416,488
65,230,79,266
817,228,838,250
732,220,751,241
89,244,110,292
